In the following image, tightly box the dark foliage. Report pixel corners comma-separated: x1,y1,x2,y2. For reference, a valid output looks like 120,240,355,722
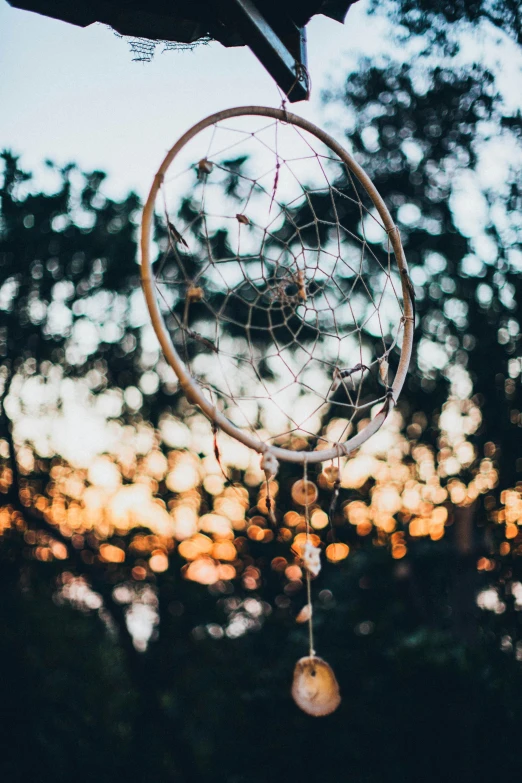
369,0,522,51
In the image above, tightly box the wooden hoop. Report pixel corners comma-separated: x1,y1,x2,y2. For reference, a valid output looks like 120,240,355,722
141,106,414,464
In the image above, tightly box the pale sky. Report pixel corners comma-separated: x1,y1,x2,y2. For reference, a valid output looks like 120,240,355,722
0,0,394,198
2,1,521,199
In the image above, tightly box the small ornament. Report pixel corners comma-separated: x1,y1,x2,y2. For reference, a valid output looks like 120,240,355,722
197,158,213,179
260,450,279,479
302,540,321,577
291,478,318,506
260,451,279,525
296,269,307,302
378,357,389,384
187,285,204,302
291,655,341,717
323,465,340,483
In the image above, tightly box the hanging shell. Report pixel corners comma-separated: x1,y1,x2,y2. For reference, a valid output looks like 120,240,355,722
291,655,341,717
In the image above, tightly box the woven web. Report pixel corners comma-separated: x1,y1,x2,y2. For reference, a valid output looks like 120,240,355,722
151,116,407,451
112,31,212,62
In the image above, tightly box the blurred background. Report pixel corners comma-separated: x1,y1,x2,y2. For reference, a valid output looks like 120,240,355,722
1,0,522,781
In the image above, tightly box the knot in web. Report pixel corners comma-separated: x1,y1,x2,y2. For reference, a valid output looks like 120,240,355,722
141,107,414,463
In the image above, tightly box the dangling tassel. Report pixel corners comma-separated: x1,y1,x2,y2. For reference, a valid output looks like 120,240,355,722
326,451,342,543
212,422,231,484
260,450,278,525
303,458,316,658
291,458,341,717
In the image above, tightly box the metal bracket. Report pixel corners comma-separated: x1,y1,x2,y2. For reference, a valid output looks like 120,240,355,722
215,0,310,102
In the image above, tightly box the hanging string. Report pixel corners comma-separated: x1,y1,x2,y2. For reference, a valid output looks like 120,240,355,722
265,477,276,525
303,457,315,657
269,119,280,213
212,421,231,484
286,62,311,103
261,449,278,525
209,391,246,502
328,448,342,544
277,61,311,118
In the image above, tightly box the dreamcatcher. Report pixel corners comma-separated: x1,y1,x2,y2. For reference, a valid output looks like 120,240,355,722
140,106,414,716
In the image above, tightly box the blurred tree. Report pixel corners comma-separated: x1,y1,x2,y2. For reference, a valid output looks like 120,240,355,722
324,58,521,642
369,0,522,50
